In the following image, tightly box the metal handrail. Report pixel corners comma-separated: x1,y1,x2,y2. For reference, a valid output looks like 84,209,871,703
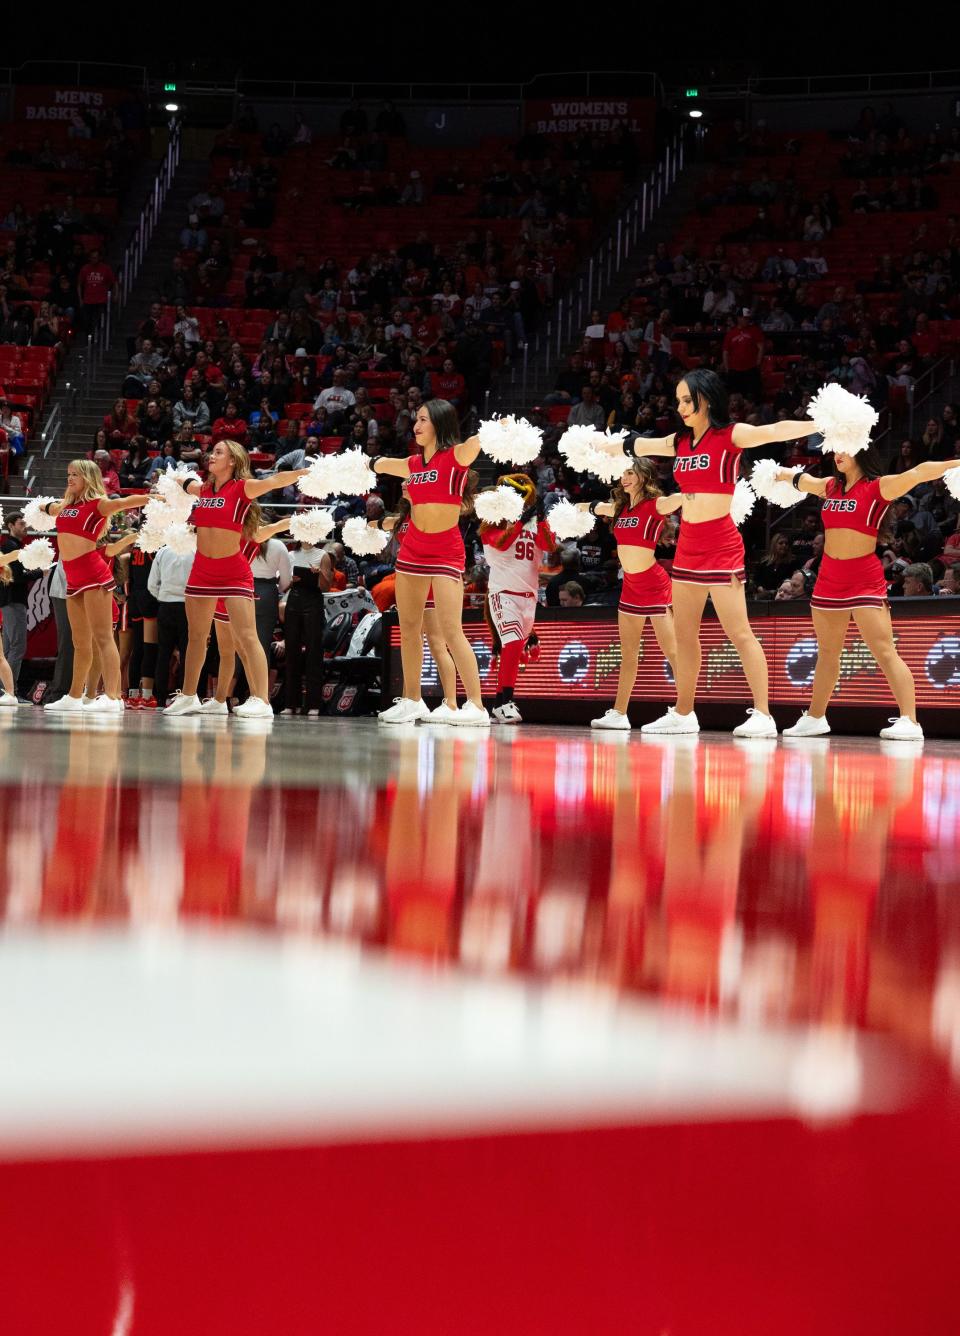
499,123,688,409
82,121,182,394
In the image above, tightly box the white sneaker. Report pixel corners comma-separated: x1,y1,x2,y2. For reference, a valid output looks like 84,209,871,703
732,709,778,739
86,694,124,714
641,706,699,735
234,696,274,719
279,708,297,717
591,708,630,731
879,715,924,741
163,692,203,716
491,701,523,725
427,701,460,724
783,711,830,738
449,701,491,728
306,709,321,718
378,697,430,724
44,694,85,713
198,698,229,716
0,693,19,708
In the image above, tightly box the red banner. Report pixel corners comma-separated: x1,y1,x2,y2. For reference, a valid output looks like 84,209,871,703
12,85,137,122
524,97,655,155
390,613,960,709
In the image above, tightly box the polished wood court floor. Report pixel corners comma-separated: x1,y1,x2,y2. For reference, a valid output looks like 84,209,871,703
0,711,958,1335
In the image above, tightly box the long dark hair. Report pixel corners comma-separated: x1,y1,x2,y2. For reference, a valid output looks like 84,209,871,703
611,457,662,517
831,442,884,486
421,397,461,451
675,368,731,442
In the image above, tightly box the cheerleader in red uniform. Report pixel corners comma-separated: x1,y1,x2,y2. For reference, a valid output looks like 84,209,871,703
380,492,459,721
40,460,151,715
372,398,488,726
479,473,553,724
632,369,820,737
203,518,291,715
780,446,959,741
582,458,682,731
164,439,307,719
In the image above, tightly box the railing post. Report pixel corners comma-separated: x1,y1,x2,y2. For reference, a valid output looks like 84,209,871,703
556,301,563,359
105,291,112,349
522,342,529,403
545,321,551,373
616,218,623,269
642,182,648,231
587,257,594,308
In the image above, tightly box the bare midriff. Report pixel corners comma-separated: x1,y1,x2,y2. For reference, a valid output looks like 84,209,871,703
410,502,462,533
677,493,735,524
196,530,243,558
616,547,657,574
823,530,877,560
58,534,99,561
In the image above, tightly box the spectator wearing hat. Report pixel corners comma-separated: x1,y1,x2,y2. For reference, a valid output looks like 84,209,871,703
722,308,765,400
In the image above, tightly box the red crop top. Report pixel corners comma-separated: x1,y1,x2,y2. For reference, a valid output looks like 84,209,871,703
56,498,108,541
612,498,665,550
405,449,470,505
672,423,740,495
240,537,259,563
191,478,252,534
820,476,890,537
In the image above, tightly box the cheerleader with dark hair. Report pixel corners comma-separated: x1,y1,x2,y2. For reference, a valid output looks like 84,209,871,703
779,445,960,741
373,399,489,726
380,492,460,722
630,369,820,737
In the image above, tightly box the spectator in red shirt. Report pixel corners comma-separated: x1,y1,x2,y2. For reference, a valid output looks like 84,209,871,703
210,401,249,445
722,308,765,400
77,249,117,331
429,358,466,409
184,350,225,389
93,449,121,494
104,397,138,443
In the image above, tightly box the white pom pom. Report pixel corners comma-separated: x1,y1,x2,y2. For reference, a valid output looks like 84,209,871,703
136,526,164,554
23,497,59,533
730,477,757,529
547,499,596,541
326,448,377,498
475,486,524,525
477,415,543,466
751,458,804,509
809,382,879,455
161,521,197,556
289,507,336,545
586,443,629,484
558,423,604,472
297,455,332,500
18,538,55,572
155,468,199,517
342,516,389,555
944,466,960,503
557,424,627,483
